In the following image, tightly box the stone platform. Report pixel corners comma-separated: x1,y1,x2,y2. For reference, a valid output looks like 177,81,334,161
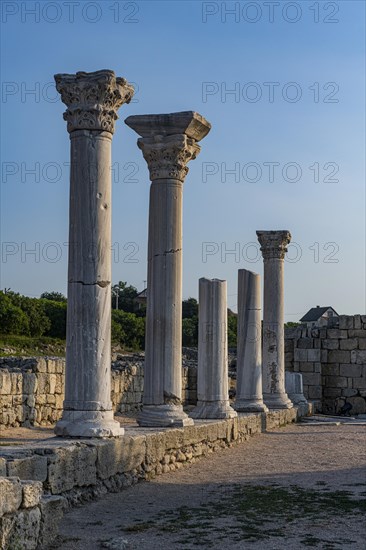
0,406,311,549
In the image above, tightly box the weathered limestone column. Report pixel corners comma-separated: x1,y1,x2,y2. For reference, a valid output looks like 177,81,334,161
125,112,211,427
54,70,134,437
235,269,268,413
257,230,293,409
191,278,237,419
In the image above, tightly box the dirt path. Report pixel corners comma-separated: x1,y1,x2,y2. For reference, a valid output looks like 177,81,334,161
52,424,366,550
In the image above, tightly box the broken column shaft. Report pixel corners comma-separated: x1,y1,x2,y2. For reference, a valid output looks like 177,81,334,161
191,278,237,419
235,269,268,413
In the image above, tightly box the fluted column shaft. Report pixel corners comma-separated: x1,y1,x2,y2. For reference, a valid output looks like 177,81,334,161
125,112,211,427
54,70,134,437
235,269,267,413
191,278,237,419
257,230,293,410
145,176,184,408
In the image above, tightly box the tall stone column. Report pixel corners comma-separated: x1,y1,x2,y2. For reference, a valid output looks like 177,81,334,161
257,230,293,409
191,278,237,419
125,112,211,427
54,70,134,437
235,269,268,413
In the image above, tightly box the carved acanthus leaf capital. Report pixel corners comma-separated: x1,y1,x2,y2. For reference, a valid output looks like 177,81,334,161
137,134,201,182
55,69,134,134
256,230,292,260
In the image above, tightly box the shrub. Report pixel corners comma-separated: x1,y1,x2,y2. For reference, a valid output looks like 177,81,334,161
182,317,198,347
41,299,67,338
112,310,145,350
0,292,29,335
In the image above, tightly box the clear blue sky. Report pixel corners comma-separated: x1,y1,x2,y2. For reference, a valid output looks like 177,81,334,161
1,0,365,321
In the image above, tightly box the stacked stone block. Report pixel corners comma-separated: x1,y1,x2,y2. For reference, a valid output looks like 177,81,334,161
0,357,64,428
111,361,144,414
285,315,366,413
0,477,65,549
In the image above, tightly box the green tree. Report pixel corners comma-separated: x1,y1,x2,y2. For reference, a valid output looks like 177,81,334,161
112,310,145,350
227,313,237,348
40,291,67,302
0,292,29,335
182,317,198,347
111,318,125,343
22,297,51,337
111,281,138,313
41,299,67,338
182,297,198,319
3,290,22,308
5,292,50,337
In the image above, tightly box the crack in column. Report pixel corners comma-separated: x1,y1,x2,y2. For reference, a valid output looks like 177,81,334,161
69,280,111,288
153,248,182,258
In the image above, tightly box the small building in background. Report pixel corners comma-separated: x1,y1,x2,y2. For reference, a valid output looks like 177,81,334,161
300,306,339,328
134,288,147,310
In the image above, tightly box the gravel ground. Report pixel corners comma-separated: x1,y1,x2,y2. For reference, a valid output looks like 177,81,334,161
51,424,366,550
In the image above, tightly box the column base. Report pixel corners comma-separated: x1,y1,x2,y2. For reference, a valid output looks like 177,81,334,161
54,410,124,438
190,400,237,419
263,392,293,410
137,404,194,427
288,393,308,406
234,399,269,413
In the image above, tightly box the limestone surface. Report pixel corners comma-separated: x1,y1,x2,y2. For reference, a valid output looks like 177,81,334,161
0,477,22,517
21,481,43,509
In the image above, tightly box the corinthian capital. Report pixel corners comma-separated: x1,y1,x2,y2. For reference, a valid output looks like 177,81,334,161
137,134,200,181
256,230,292,260
55,69,134,134
125,111,211,182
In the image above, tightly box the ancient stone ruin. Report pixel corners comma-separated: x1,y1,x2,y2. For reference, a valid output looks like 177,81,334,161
125,112,211,427
285,315,366,414
54,70,134,438
1,68,364,549
51,71,297,436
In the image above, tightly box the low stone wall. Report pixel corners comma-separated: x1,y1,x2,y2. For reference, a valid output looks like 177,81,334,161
0,477,64,550
112,360,197,413
111,360,143,414
0,357,65,428
285,315,366,413
0,356,198,429
0,407,304,549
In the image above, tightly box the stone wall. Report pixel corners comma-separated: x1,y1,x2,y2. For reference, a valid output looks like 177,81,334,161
0,355,198,429
0,357,65,428
285,315,366,414
0,408,303,549
0,477,64,549
112,358,197,414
